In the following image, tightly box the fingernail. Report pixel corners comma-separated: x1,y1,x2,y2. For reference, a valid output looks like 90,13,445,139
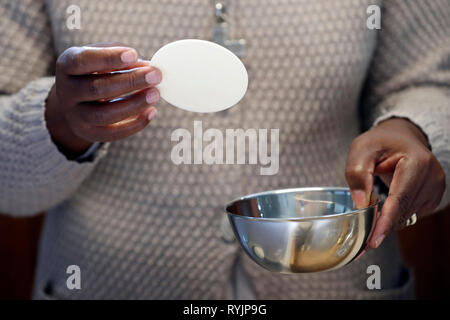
354,248,367,262
138,59,151,65
148,108,157,121
121,50,137,63
374,234,385,248
145,69,162,85
352,190,368,209
146,89,159,104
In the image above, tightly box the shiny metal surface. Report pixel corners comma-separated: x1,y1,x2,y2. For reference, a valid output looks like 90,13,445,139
406,213,417,226
225,187,379,273
211,1,247,58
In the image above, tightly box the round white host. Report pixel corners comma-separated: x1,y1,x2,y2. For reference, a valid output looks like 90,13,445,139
150,39,248,113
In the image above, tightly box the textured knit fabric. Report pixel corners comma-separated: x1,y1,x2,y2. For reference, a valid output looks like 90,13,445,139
0,0,449,300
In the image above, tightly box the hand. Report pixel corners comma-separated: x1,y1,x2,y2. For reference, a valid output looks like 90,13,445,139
345,118,446,249
45,43,162,159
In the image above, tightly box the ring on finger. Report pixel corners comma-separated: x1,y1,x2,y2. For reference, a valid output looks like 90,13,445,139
405,213,417,227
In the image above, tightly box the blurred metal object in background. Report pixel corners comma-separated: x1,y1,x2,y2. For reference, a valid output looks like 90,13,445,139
212,1,246,58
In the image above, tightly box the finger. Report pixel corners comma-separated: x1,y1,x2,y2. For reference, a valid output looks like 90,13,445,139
368,157,425,248
77,87,160,125
87,107,157,142
88,42,126,48
411,168,444,219
58,46,140,75
377,173,393,188
345,135,383,208
415,199,437,219
418,157,447,217
70,66,162,102
353,248,368,262
103,59,151,74
85,59,151,76
87,43,151,72
373,155,401,188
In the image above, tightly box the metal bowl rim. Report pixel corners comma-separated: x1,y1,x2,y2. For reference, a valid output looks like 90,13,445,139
225,186,379,222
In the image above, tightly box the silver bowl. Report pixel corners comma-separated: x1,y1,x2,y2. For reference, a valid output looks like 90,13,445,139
225,187,379,273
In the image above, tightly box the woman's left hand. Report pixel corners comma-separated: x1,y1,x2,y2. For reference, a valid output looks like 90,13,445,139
345,118,446,249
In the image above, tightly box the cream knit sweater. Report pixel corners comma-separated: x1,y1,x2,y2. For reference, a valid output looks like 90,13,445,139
0,0,449,299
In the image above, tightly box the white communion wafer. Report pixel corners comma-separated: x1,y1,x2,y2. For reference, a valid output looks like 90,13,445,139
150,39,248,113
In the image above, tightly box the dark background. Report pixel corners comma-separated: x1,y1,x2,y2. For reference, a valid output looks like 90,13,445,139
1,207,449,299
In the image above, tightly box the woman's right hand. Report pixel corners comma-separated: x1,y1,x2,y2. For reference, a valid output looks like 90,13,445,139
45,43,162,158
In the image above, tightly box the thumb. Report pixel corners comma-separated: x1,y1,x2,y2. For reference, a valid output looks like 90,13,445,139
345,139,379,209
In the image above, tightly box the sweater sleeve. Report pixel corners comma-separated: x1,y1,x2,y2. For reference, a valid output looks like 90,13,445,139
0,1,108,216
361,0,450,210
